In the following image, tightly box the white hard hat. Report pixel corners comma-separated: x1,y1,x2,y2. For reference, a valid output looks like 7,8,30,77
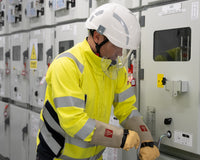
85,3,141,50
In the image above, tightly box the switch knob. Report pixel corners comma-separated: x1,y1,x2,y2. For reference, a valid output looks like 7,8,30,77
162,77,167,85
164,118,172,125
35,91,38,97
14,87,17,92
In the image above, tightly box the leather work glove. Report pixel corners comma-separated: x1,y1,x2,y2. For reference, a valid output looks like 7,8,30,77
139,141,160,160
121,129,140,151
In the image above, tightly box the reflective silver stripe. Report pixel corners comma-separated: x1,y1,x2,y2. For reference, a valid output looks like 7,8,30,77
95,10,103,16
128,110,142,119
60,156,90,160
89,15,94,22
42,109,95,148
54,96,85,108
121,110,142,127
42,107,65,137
90,149,105,160
59,149,105,160
39,119,43,129
75,119,96,140
114,87,134,103
97,25,105,35
40,123,62,155
56,52,84,73
113,12,129,45
65,135,95,148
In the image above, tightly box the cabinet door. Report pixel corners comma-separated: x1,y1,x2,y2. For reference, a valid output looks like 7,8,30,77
10,104,29,160
0,101,10,158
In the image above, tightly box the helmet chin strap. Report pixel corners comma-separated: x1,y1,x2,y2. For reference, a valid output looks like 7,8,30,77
89,30,117,65
95,39,117,66
94,38,108,57
111,60,117,65
89,30,109,57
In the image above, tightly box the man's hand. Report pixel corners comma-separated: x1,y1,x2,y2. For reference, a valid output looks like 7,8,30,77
139,142,160,160
122,130,140,151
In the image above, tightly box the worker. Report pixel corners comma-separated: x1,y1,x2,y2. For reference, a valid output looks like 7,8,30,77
36,3,160,160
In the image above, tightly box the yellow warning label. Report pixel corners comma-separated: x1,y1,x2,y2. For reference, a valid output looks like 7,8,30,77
157,74,164,88
30,60,37,69
31,44,37,60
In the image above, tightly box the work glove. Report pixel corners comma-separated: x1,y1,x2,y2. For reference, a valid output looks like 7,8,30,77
139,141,160,160
120,129,140,151
91,121,140,149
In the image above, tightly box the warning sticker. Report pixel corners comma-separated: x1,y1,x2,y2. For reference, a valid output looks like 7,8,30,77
31,44,37,60
30,60,37,69
30,39,38,69
157,74,164,88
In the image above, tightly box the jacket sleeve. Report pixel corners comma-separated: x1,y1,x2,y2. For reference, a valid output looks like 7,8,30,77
46,55,95,142
113,67,138,124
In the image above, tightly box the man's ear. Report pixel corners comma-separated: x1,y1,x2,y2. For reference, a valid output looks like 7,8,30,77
93,31,104,44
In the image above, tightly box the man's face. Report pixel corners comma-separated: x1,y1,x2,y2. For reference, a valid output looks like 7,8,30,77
100,40,122,61
92,31,122,61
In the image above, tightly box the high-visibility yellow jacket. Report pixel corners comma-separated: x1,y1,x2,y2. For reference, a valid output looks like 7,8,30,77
36,38,137,160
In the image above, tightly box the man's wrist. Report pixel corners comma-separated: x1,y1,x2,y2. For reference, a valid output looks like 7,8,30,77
120,129,129,148
140,141,155,148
